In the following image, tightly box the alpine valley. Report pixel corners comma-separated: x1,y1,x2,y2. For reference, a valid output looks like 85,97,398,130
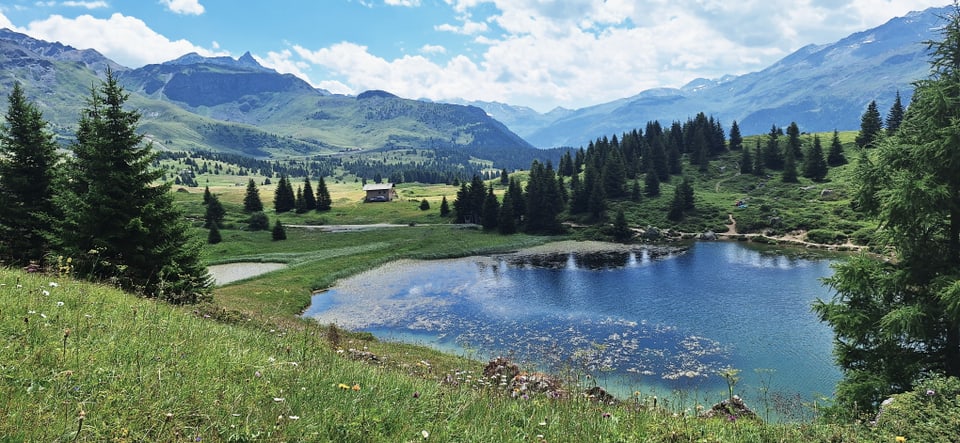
0,4,949,157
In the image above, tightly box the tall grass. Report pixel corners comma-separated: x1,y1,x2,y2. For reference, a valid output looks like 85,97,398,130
2,268,892,442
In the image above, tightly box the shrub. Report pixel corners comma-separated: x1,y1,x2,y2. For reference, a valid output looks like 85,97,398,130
248,211,270,231
805,229,847,245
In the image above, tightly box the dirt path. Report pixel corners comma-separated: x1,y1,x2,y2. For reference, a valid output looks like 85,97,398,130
725,213,737,234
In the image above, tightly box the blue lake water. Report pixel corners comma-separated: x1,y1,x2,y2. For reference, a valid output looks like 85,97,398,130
304,241,842,410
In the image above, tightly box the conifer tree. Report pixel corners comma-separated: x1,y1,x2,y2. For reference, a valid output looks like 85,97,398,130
644,165,660,197
827,130,848,166
728,120,743,151
753,138,765,176
763,125,783,170
739,144,753,174
302,177,317,211
272,219,287,241
886,90,905,135
204,194,226,229
439,195,451,217
855,100,884,148
247,211,269,231
481,185,500,231
497,191,517,235
815,7,960,413
612,209,631,242
523,160,563,234
782,144,798,183
0,82,60,265
203,185,212,205
274,175,295,213
802,135,829,181
243,178,264,213
419,198,430,211
315,176,332,211
207,223,222,244
294,186,306,214
57,70,209,303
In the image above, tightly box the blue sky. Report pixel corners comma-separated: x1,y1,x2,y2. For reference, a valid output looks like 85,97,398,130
0,0,949,112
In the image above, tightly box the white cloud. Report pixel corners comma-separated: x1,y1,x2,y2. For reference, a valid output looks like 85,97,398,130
420,44,446,54
21,13,223,67
384,0,421,6
61,1,109,9
160,0,205,15
0,11,14,29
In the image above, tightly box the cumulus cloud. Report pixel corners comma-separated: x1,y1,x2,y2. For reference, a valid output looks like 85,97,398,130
21,13,223,67
281,0,948,111
61,1,109,9
160,0,205,15
385,0,421,6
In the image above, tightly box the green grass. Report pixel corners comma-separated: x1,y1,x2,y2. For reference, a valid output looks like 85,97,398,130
4,267,925,442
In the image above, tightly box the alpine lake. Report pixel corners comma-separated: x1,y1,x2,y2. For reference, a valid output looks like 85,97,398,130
303,240,843,417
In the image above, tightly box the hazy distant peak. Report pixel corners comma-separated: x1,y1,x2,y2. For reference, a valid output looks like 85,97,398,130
164,51,267,71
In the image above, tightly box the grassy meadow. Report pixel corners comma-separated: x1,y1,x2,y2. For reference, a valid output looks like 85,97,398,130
6,131,957,441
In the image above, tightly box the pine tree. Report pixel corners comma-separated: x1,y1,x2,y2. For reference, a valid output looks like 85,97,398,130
728,120,743,151
272,219,287,241
247,211,270,231
315,176,332,211
302,177,317,211
855,100,884,148
827,130,848,166
243,178,264,213
786,122,803,160
203,185,212,205
207,224,222,244
523,160,563,234
814,8,960,413
294,186,307,214
612,209,631,242
56,70,209,303
497,191,517,235
802,135,829,181
481,185,500,230
739,144,753,174
0,82,60,265
752,138,765,176
782,143,798,183
886,90,905,135
439,195,451,217
419,199,430,211
274,175,295,213
644,166,660,197
763,125,783,170
204,194,226,229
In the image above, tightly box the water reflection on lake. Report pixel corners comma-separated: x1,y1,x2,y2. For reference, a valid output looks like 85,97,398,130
304,241,842,406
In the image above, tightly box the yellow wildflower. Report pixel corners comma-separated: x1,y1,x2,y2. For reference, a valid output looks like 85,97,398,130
337,383,350,390
896,437,906,442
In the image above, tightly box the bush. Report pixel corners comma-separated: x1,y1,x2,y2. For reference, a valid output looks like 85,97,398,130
248,211,270,231
805,229,847,245
871,375,960,443
850,226,878,246
272,220,287,241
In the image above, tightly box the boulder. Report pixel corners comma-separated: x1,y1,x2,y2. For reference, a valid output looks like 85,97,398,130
699,395,758,420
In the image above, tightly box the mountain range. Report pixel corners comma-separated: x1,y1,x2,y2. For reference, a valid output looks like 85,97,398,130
0,5,949,157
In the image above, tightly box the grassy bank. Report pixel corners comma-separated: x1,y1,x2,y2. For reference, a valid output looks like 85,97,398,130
0,268,899,442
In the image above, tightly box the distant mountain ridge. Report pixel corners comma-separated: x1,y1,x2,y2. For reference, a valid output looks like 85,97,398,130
466,5,947,147
0,29,536,161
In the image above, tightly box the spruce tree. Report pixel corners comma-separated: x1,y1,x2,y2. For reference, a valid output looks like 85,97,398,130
643,166,660,197
739,144,753,174
763,125,783,170
204,194,226,229
439,195,450,217
802,134,829,181
523,160,563,234
827,130,848,166
612,209,631,242
302,177,317,211
274,175,295,213
243,178,264,213
481,185,500,230
419,199,430,211
207,224,222,244
294,186,306,214
203,185,212,205
752,138,765,176
497,191,517,235
0,82,60,265
728,120,743,151
57,70,210,303
815,8,960,413
855,100,884,148
315,176,332,211
272,219,287,241
886,90,905,135
782,144,799,183
248,211,270,231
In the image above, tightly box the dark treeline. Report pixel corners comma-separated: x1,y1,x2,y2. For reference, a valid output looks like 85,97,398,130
156,150,339,181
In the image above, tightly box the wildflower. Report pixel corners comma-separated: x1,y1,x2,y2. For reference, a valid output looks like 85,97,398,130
42,290,50,296
602,412,611,418
49,282,59,287
412,391,420,398
255,371,262,378
727,415,737,422
539,421,547,426
165,413,173,421
288,415,300,420
272,397,285,402
40,313,47,319
896,437,906,442
337,383,351,390
352,384,361,391
926,389,936,396
421,430,430,439
57,301,64,307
